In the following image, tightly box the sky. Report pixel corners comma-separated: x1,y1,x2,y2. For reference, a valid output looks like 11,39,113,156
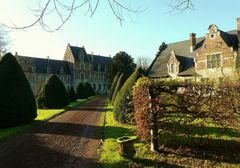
0,0,240,62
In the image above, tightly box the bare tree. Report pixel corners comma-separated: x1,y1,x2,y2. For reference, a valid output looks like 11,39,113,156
0,26,9,57
136,56,151,70
3,0,193,32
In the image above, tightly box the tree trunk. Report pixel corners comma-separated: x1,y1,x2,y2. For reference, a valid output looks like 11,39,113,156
150,115,159,152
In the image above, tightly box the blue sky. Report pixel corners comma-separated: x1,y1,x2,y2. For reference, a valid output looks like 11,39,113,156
0,0,240,62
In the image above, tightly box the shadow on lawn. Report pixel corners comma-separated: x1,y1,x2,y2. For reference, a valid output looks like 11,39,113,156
157,122,240,164
160,121,240,138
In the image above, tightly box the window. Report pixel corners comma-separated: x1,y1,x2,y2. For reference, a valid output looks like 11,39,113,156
169,63,176,73
81,73,85,80
99,84,101,91
207,54,221,69
80,63,85,70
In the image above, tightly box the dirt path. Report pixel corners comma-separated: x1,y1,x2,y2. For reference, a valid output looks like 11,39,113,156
0,96,107,168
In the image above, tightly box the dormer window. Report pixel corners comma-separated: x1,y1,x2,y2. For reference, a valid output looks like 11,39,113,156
47,66,51,73
169,63,177,73
60,67,64,74
32,65,36,73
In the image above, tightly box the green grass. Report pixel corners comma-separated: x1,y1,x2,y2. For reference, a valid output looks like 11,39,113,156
0,98,88,141
100,101,136,168
101,101,240,168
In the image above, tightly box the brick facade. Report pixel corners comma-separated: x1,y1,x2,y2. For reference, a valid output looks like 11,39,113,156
148,17,240,81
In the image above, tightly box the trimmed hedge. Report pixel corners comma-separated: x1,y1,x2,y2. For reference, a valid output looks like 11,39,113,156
37,74,69,109
85,82,95,97
109,72,120,100
76,82,88,99
113,67,145,124
0,53,37,128
68,86,77,102
112,73,124,105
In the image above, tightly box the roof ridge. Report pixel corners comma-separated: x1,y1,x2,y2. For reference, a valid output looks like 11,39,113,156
166,29,237,46
16,55,68,62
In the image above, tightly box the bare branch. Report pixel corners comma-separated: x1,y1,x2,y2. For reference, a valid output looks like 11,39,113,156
2,0,193,32
167,0,194,14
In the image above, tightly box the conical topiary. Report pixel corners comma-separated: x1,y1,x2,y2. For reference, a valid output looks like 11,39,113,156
113,67,145,124
68,86,77,102
37,74,69,109
76,82,88,99
0,53,37,128
109,72,120,100
112,73,124,105
85,82,95,97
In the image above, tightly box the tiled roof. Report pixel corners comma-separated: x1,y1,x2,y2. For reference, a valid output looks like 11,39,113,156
69,45,111,65
69,45,88,62
148,30,238,78
91,54,111,64
16,56,72,75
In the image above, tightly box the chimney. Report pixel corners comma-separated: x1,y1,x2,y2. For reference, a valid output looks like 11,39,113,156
189,33,196,53
237,17,240,46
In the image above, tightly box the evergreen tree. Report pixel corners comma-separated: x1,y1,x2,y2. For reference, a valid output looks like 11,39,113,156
68,86,77,102
108,51,136,84
113,67,145,124
37,74,69,109
109,72,120,100
112,73,124,104
85,82,95,97
0,53,37,128
76,82,88,99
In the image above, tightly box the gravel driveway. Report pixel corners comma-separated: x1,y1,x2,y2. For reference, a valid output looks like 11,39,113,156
0,96,106,168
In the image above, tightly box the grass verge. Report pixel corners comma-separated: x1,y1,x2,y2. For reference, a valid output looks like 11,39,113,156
0,98,88,141
101,101,240,168
100,101,136,168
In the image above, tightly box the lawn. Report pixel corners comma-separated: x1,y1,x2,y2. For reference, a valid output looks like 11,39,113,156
100,101,136,168
101,101,240,168
0,99,88,141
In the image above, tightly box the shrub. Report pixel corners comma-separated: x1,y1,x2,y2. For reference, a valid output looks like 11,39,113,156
133,78,240,151
76,82,88,99
68,86,77,102
109,72,120,100
37,74,69,109
112,73,124,105
85,82,95,97
0,53,37,128
113,67,145,124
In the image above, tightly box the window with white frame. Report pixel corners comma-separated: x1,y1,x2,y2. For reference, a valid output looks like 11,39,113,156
206,53,221,69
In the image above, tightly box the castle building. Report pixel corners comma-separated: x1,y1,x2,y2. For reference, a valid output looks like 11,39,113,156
16,44,111,96
148,17,240,82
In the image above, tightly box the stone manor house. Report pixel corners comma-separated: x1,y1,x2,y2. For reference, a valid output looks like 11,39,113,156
148,17,240,82
15,44,111,96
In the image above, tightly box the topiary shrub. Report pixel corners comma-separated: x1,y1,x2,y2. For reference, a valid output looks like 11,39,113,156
85,82,95,97
0,53,37,128
68,86,77,102
37,74,69,109
113,67,145,124
76,82,88,99
112,73,124,105
109,72,120,100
